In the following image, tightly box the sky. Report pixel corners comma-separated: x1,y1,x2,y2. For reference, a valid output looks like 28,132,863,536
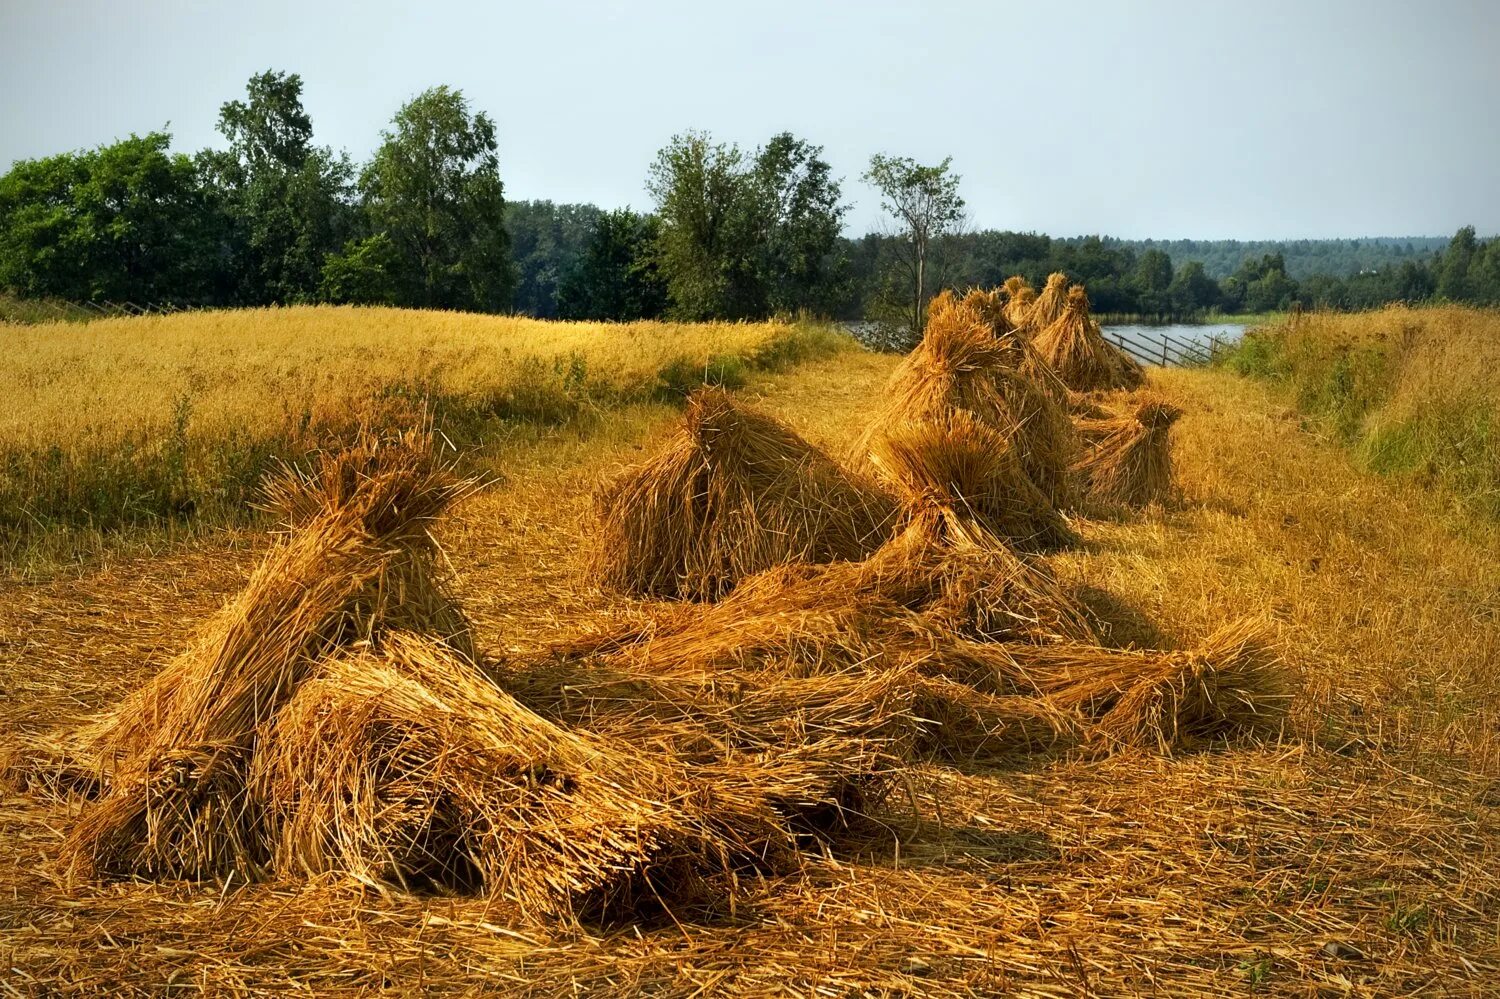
2,0,1497,240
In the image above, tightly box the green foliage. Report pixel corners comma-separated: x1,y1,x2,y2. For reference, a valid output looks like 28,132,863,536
862,153,965,333
1220,331,1286,380
1134,248,1174,316
507,200,603,317
319,233,399,305
647,130,848,321
1169,260,1220,315
1224,312,1500,521
0,132,223,303
200,70,354,304
647,131,754,319
752,133,849,316
361,86,514,312
557,209,668,321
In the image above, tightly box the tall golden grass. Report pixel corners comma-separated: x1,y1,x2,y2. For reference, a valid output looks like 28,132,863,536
1226,305,1500,516
0,305,848,559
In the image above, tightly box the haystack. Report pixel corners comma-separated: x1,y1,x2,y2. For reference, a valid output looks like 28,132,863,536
853,301,1077,513
1024,272,1072,332
1072,397,1183,508
594,388,896,600
20,431,817,923
1001,276,1036,331
959,287,1011,338
1032,286,1146,393
540,411,1100,762
253,631,799,920
1008,618,1288,753
926,288,959,322
868,412,1077,553
53,429,478,880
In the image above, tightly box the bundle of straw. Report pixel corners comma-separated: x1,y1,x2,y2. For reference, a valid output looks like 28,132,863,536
1032,286,1146,393
254,631,799,922
1001,276,1036,331
1072,398,1184,508
55,429,478,880
594,388,896,600
853,301,1077,512
959,288,1011,338
868,412,1077,552
1011,618,1289,753
1023,272,1072,333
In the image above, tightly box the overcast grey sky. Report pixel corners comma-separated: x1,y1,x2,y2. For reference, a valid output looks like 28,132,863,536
2,0,1497,239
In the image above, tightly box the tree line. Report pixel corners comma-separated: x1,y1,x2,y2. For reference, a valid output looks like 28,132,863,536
3,70,1498,325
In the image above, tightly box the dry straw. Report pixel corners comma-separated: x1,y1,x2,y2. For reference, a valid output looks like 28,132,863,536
853,299,1078,515
1023,272,1072,332
1072,397,1184,508
15,429,835,923
959,287,1011,337
1001,275,1036,331
1013,618,1289,753
1032,285,1146,393
593,388,896,600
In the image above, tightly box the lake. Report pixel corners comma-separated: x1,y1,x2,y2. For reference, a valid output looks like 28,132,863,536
1101,322,1248,366
844,319,1249,359
1101,321,1248,346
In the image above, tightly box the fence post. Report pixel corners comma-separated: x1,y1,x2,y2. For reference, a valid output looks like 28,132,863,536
1160,336,1168,366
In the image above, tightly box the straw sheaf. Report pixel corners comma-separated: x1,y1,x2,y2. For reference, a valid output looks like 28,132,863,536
1003,275,1038,332
958,288,1012,339
1022,272,1072,333
1016,617,1291,753
853,303,1078,514
1072,396,1184,508
593,388,897,601
1032,285,1147,393
253,631,801,922
869,412,1078,551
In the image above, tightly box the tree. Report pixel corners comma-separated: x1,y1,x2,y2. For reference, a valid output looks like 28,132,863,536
319,233,399,305
750,133,848,315
361,86,513,312
646,130,849,320
506,200,603,317
200,70,353,304
1168,260,1220,315
1133,248,1174,316
0,132,222,303
646,131,761,319
1436,226,1478,302
557,209,668,320
862,154,964,334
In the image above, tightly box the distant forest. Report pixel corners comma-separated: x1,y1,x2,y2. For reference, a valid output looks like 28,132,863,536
3,70,1497,327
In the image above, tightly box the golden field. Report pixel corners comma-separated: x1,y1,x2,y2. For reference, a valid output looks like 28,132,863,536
0,306,841,565
1229,305,1500,516
1,307,1498,994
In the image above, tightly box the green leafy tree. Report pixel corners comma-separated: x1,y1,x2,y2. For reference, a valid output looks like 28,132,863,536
507,200,603,316
318,233,399,305
862,154,964,334
1133,248,1174,316
646,131,762,319
0,132,222,303
200,70,353,304
361,86,513,312
1168,260,1220,315
751,133,849,315
557,209,668,320
1436,226,1478,302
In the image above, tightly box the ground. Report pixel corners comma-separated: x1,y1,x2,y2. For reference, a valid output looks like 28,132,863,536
2,350,1498,996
